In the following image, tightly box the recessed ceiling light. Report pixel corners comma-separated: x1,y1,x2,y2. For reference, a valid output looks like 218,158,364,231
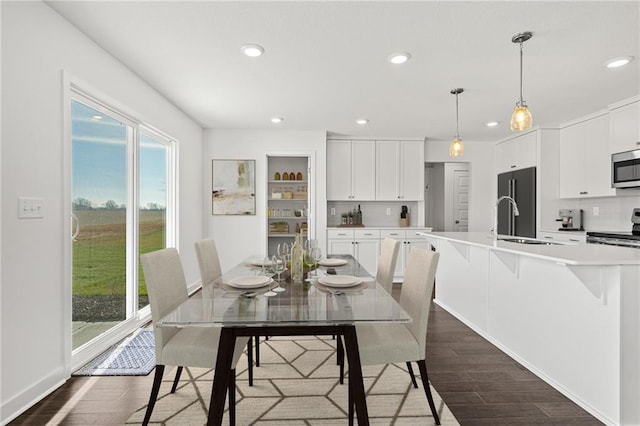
356,119,369,125
271,117,283,123
92,115,102,120
388,52,411,65
241,44,265,58
605,56,634,68
486,121,499,127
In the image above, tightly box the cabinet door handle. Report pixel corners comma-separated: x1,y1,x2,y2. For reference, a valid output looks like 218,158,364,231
636,141,640,146
455,220,460,224
579,191,588,195
569,239,580,242
389,233,399,236
543,236,553,239
510,165,516,169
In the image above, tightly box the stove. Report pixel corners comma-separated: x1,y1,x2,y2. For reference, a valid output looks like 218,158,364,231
586,208,640,249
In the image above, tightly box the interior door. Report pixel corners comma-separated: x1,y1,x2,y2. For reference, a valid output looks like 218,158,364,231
453,169,469,231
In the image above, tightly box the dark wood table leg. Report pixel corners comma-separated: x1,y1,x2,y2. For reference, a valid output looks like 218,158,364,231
343,325,369,425
208,328,236,426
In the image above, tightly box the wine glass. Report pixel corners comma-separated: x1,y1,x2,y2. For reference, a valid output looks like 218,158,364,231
262,256,277,297
271,255,286,292
310,247,322,279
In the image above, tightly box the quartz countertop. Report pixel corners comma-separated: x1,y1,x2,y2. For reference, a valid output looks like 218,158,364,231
418,232,640,266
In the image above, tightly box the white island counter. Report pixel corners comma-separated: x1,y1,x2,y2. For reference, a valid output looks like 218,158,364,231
419,232,640,426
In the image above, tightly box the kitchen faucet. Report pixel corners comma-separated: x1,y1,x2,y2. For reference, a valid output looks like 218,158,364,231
493,196,520,241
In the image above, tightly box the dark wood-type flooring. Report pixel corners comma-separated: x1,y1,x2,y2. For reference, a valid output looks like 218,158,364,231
11,284,603,425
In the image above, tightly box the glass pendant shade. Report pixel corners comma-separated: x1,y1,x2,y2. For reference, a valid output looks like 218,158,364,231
510,103,533,131
511,31,534,132
449,138,464,157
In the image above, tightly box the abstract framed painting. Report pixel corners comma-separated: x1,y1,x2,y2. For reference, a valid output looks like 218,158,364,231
211,159,256,215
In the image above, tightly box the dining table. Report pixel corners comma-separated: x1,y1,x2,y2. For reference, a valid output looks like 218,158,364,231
155,254,412,425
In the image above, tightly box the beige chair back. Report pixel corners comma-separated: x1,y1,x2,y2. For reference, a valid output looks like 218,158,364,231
399,246,439,352
194,239,223,287
140,248,188,363
376,238,400,293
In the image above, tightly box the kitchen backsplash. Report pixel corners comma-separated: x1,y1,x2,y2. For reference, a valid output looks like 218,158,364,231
576,192,640,232
327,201,420,228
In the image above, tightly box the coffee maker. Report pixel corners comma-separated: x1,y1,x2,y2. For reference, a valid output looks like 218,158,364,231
557,209,583,231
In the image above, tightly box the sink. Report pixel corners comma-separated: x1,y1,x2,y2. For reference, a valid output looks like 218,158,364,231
499,237,559,245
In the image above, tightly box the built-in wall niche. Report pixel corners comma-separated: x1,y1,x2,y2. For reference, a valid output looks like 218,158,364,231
327,201,420,228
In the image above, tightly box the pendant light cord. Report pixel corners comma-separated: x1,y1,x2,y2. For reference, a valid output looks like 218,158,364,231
519,42,524,103
455,92,460,138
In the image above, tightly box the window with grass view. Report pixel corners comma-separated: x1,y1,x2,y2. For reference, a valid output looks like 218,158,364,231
71,94,174,350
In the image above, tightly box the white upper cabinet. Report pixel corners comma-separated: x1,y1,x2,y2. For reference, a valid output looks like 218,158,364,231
609,101,640,154
327,140,375,200
375,140,424,200
496,131,537,173
559,114,615,198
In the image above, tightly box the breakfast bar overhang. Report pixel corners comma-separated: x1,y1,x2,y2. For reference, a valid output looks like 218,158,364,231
419,232,640,426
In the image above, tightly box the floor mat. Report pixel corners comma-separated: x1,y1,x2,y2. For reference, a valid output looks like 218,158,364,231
73,329,155,376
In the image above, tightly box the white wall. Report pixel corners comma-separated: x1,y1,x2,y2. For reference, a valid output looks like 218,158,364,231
425,140,495,233
204,129,327,272
1,2,203,423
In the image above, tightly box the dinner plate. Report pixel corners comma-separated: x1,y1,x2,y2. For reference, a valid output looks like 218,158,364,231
314,281,368,293
226,275,272,289
249,258,272,267
317,275,362,288
318,258,348,267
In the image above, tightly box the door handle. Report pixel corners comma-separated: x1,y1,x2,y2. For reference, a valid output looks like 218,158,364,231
455,220,460,224
71,213,80,241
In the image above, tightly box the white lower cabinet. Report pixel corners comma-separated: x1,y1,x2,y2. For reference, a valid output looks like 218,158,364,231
327,228,432,279
326,229,380,276
380,229,432,280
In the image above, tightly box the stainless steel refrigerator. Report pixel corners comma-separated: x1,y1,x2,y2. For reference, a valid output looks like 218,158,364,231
497,166,536,238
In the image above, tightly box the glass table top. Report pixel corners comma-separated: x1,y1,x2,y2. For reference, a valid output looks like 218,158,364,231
157,255,411,328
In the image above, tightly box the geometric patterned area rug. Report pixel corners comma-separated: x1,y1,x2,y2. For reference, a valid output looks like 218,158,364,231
73,329,155,376
126,335,459,425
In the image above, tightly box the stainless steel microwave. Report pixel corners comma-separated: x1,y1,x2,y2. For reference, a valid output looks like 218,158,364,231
612,149,640,188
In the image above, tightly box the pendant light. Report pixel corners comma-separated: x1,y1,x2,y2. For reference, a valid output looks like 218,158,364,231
510,31,533,131
449,88,464,157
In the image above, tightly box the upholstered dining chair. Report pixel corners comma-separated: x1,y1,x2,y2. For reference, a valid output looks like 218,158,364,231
376,237,401,293
338,237,401,383
194,238,257,386
141,248,248,425
348,246,441,425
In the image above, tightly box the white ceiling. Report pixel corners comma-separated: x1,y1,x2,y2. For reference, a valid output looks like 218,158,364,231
47,1,639,142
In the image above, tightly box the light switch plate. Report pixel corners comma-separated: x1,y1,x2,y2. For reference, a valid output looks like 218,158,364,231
18,197,44,219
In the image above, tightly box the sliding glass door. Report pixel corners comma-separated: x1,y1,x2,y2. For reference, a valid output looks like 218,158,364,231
70,92,174,351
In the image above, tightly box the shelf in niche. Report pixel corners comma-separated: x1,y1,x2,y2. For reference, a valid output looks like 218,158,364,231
268,216,307,220
268,233,299,238
269,180,307,184
269,198,307,201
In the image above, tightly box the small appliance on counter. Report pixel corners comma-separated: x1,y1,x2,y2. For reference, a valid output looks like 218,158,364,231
556,209,583,231
400,205,409,227
586,208,640,249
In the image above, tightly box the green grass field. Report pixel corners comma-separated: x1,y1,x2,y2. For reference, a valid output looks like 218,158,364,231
73,209,166,297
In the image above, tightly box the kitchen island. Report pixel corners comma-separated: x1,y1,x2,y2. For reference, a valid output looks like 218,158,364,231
419,232,640,426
